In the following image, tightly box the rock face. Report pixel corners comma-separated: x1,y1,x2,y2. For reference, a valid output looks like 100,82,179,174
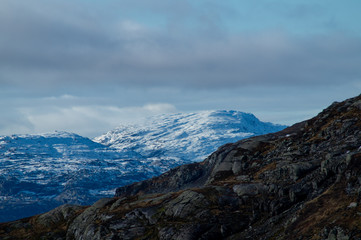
0,94,361,239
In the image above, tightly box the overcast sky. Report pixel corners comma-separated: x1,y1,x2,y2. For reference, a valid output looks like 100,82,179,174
1,0,360,137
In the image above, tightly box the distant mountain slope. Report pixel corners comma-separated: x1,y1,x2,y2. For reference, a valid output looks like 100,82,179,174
0,111,285,222
0,132,128,222
95,110,286,162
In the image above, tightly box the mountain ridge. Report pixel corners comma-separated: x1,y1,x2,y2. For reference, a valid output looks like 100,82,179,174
94,110,285,162
0,110,284,222
1,95,360,239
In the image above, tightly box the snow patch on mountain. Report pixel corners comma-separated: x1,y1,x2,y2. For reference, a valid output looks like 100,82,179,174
95,110,286,162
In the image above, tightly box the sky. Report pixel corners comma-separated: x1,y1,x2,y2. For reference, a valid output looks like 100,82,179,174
1,0,360,137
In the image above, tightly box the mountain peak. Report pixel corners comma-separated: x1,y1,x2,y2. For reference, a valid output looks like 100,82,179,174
94,110,286,162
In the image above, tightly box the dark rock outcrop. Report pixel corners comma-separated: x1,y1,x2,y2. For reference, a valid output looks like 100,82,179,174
1,94,361,240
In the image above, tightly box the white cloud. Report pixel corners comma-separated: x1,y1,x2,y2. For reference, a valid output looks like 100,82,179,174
119,20,145,32
18,103,177,137
143,103,176,112
43,94,78,101
0,109,34,136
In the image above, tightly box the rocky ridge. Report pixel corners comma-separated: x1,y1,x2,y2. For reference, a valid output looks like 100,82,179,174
0,94,360,239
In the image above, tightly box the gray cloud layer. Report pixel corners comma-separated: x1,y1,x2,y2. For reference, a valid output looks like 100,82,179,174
1,1,360,137
1,0,360,91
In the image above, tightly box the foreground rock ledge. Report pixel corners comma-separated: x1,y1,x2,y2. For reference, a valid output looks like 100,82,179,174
1,94,361,240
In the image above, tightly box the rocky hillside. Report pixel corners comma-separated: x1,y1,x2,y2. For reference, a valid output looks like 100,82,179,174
0,94,360,240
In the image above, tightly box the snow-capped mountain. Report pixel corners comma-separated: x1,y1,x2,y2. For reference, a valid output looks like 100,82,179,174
0,132,164,222
0,111,286,222
95,110,286,162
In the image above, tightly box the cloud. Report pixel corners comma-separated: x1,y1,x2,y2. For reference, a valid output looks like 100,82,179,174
0,0,360,137
0,0,360,91
142,103,176,113
16,103,176,137
1,83,360,137
0,109,34,136
43,94,78,101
